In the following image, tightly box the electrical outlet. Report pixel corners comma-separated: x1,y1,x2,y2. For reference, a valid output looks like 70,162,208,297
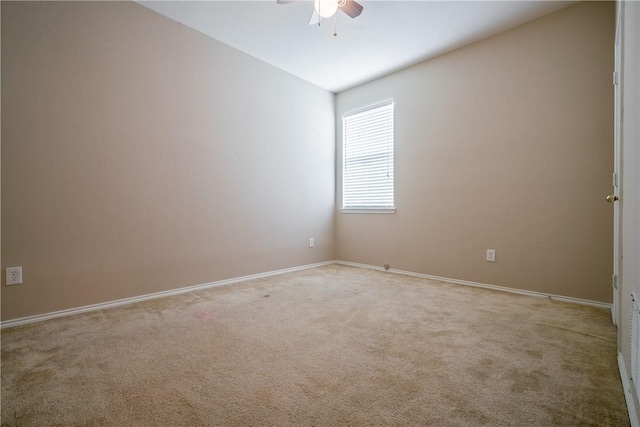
309,238,314,248
6,267,22,285
486,249,496,263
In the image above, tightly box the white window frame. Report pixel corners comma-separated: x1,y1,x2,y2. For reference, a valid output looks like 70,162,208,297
341,100,395,214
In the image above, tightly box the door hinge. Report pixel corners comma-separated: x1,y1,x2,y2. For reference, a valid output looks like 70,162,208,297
613,274,618,290
613,71,619,86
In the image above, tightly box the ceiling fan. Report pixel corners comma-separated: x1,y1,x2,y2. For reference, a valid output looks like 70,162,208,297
277,0,364,26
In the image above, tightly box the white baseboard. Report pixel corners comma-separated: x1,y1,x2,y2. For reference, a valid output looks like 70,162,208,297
1,259,611,329
0,261,335,329
618,352,640,427
335,261,613,310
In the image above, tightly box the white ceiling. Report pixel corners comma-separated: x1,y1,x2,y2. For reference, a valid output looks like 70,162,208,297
138,0,577,93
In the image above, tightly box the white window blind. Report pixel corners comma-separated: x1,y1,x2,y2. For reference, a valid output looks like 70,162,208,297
342,100,394,210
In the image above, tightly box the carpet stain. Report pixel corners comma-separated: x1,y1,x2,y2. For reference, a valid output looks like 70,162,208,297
507,367,546,393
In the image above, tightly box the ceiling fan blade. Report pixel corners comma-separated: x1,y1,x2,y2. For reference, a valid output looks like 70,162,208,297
339,0,363,18
308,10,320,26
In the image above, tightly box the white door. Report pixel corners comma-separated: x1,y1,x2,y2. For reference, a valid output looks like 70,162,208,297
611,1,622,326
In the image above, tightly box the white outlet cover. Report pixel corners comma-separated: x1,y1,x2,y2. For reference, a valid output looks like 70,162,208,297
6,266,22,285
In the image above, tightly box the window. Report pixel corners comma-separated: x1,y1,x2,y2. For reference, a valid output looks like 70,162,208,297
342,100,395,212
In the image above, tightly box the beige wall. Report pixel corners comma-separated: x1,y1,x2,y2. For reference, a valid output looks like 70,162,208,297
1,1,618,322
336,2,615,302
1,1,336,320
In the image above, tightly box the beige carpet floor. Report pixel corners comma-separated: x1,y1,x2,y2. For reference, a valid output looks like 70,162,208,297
1,264,629,426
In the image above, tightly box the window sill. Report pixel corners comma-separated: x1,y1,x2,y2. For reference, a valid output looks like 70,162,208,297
340,208,396,214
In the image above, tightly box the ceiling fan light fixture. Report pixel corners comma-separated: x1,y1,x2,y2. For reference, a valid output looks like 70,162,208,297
314,0,339,18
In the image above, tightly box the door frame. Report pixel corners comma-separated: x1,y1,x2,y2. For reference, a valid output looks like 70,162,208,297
612,0,622,326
